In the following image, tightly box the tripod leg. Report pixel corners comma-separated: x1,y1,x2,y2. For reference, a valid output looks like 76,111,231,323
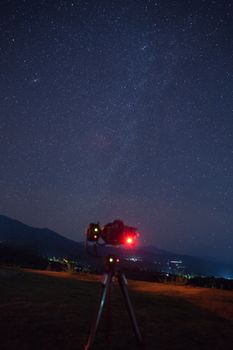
84,272,113,350
118,273,143,347
105,280,112,339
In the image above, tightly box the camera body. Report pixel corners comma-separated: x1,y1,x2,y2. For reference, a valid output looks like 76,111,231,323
86,220,138,247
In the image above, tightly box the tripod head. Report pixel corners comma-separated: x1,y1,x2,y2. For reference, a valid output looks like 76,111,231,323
104,254,121,271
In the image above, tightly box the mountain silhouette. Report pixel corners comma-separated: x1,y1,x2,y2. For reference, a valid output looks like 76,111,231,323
0,214,83,258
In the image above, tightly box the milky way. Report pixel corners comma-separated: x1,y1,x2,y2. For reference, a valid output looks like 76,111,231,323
0,0,232,262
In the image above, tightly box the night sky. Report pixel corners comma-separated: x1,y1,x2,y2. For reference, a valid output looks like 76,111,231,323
0,0,232,263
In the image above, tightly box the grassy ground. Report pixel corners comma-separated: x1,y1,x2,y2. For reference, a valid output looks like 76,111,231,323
0,267,232,350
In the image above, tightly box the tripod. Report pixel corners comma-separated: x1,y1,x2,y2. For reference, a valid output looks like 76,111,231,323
84,258,143,350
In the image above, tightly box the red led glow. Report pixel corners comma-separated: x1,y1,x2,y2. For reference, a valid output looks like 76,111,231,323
125,236,134,245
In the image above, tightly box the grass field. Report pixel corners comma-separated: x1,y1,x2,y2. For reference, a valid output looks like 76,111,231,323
0,267,232,350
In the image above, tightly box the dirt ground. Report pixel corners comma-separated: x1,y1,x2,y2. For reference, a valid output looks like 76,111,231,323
0,267,232,350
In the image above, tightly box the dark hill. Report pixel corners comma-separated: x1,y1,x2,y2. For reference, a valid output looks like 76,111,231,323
0,214,83,259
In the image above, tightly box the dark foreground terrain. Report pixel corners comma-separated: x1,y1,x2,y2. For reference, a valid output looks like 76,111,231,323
0,267,232,350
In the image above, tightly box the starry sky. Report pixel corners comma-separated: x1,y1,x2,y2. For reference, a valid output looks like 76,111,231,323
0,0,233,263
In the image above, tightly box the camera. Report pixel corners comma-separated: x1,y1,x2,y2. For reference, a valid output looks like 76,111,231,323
86,219,138,247
84,220,143,349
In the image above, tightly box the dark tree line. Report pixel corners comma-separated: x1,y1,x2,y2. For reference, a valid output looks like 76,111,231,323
187,276,233,290
0,245,48,269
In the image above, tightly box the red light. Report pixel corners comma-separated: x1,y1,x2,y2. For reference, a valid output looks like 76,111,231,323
125,236,134,245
